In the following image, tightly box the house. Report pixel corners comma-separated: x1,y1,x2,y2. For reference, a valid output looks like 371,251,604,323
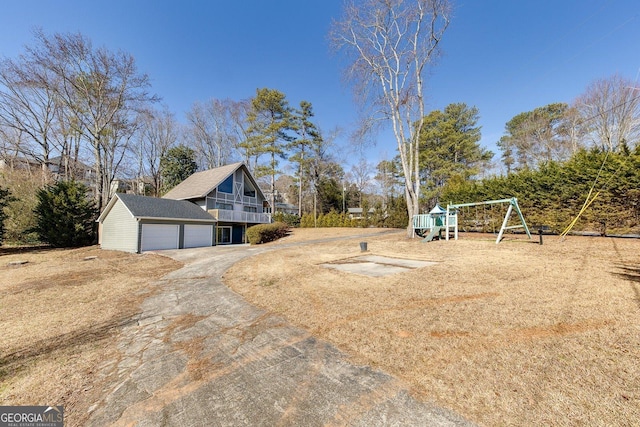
348,207,376,220
97,193,217,253
162,162,271,244
48,156,95,182
274,202,299,215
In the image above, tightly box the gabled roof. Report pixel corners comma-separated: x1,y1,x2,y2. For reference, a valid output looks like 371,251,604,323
162,162,266,202
348,207,375,214
97,193,216,223
48,156,92,170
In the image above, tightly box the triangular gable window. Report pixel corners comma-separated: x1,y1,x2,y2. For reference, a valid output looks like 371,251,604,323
243,173,256,197
218,175,233,194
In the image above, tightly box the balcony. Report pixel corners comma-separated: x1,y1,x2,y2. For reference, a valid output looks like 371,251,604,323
208,209,271,224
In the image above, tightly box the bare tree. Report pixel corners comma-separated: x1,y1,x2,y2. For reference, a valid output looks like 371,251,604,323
0,126,27,168
185,98,240,170
373,158,402,205
137,108,178,196
563,105,588,155
28,30,158,211
0,55,59,181
330,0,451,235
228,99,252,166
306,127,340,217
575,74,640,152
350,157,373,207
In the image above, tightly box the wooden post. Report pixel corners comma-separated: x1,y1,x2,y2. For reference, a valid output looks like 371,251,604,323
496,204,514,243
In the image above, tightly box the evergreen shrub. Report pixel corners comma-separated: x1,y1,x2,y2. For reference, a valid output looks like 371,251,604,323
272,212,300,227
246,222,289,244
32,180,98,247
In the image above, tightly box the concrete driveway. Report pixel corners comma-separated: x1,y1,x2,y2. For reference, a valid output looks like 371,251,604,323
88,237,475,426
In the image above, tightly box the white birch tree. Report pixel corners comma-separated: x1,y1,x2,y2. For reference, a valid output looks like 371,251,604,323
330,0,451,235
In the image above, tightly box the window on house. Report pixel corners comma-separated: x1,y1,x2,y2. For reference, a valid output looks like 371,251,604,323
215,202,233,210
243,206,257,213
218,175,233,194
243,174,256,197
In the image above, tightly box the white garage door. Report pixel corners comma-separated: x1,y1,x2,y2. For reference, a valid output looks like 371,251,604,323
141,224,179,251
184,224,213,248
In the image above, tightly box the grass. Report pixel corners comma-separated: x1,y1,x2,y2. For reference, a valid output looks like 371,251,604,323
0,246,182,426
224,228,640,426
2,229,638,426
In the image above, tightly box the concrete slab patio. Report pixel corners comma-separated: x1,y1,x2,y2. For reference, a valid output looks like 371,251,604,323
320,255,438,277
87,236,475,426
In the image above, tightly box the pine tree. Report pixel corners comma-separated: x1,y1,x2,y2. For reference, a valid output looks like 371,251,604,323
244,88,293,213
160,145,198,193
289,100,320,216
419,103,492,206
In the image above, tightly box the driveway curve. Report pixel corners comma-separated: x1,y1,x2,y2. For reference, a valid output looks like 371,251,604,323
88,234,475,426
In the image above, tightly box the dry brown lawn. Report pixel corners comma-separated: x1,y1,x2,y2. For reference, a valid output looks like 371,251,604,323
0,246,181,426
2,230,638,426
224,228,640,426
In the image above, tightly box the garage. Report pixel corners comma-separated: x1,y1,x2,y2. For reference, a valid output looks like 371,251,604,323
141,224,180,251
184,224,213,248
98,194,217,253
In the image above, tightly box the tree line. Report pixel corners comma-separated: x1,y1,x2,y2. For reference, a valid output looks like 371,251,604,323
0,30,403,244
440,146,640,235
497,75,640,172
2,0,639,245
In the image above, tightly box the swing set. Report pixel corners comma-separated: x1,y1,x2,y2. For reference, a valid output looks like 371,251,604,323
412,197,532,244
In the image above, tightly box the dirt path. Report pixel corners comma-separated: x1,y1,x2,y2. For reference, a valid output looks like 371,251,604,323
87,234,474,426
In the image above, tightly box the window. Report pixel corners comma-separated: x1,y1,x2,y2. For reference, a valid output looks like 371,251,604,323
215,202,233,210
243,174,256,197
218,175,233,194
243,206,257,213
217,226,232,244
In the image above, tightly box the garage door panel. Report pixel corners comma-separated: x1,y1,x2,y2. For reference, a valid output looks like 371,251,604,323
184,224,213,248
141,224,179,251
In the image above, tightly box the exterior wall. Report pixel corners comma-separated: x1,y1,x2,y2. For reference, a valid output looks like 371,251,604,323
100,200,139,253
194,198,207,210
204,167,270,226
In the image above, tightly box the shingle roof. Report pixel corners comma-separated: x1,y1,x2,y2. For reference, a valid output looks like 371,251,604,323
162,162,244,200
108,193,215,222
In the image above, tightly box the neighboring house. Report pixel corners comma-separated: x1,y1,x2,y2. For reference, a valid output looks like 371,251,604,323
274,202,298,215
0,156,42,172
97,193,217,253
48,156,94,182
348,207,376,220
1,154,97,197
163,162,271,244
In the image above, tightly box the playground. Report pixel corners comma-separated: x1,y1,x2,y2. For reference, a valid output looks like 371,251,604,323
224,228,640,426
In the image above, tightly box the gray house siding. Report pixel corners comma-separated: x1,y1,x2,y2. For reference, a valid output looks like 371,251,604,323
101,199,139,253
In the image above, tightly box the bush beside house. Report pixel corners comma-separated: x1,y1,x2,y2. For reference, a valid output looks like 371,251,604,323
246,222,289,244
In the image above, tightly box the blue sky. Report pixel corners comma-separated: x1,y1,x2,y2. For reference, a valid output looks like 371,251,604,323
1,0,639,171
